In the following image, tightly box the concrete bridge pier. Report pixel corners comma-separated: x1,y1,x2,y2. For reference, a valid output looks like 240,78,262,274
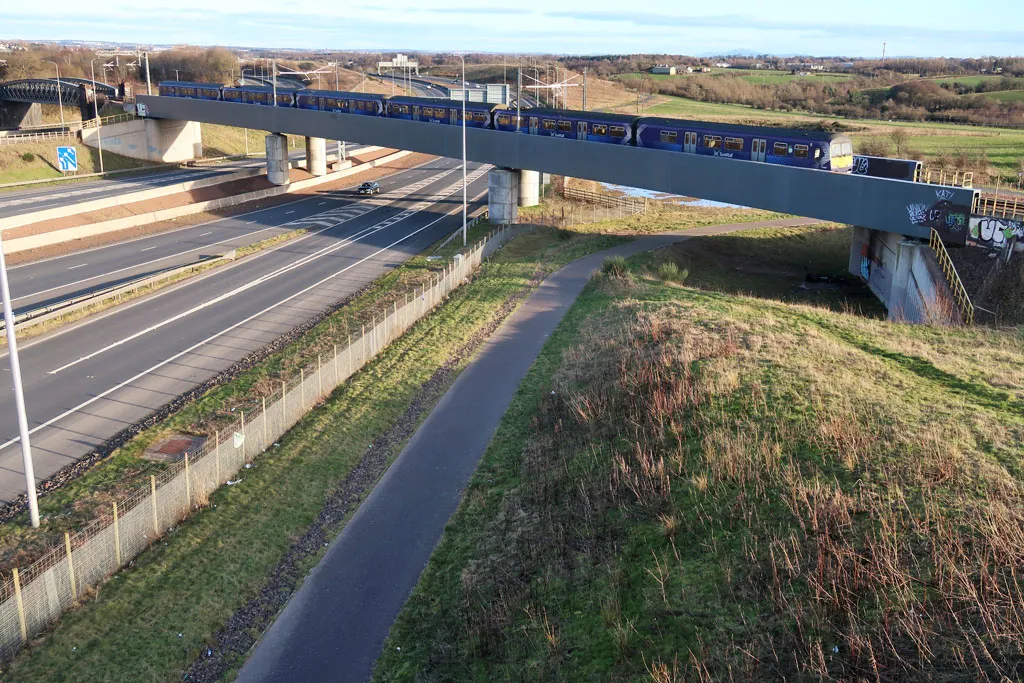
518,169,540,207
849,226,960,325
80,118,202,163
266,133,290,186
488,167,520,225
305,136,327,176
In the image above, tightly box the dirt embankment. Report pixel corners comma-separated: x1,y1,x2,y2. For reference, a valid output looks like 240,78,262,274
951,245,1024,326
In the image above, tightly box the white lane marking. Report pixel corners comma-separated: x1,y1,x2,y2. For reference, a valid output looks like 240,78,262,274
285,210,295,215
140,246,158,252
5,155,446,272
45,168,488,375
67,264,88,270
199,232,213,237
0,195,481,453
10,166,464,305
318,202,327,205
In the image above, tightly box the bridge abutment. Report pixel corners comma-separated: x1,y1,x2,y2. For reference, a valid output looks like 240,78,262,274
266,133,290,185
850,227,959,324
0,102,42,129
80,118,202,163
305,136,327,176
488,168,519,224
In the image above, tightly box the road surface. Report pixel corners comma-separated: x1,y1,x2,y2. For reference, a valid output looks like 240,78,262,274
0,147,363,221
0,157,489,503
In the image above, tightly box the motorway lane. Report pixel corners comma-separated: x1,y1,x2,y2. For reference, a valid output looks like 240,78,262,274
6,155,451,315
0,163,489,503
0,147,360,221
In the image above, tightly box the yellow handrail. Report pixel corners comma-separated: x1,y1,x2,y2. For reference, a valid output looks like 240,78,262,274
929,229,974,325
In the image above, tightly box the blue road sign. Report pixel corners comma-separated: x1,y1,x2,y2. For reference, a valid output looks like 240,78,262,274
57,146,78,173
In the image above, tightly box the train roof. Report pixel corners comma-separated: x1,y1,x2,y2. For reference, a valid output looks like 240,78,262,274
637,116,848,141
520,108,640,125
158,81,225,88
224,84,298,92
387,95,502,109
296,89,385,99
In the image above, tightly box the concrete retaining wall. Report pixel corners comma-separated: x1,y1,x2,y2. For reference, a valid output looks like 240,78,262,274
4,150,410,255
81,119,203,163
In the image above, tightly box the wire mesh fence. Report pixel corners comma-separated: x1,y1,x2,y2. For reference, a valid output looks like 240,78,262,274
0,223,516,660
528,201,647,228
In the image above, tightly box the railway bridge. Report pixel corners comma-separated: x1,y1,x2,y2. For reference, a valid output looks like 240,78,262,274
133,93,1021,322
0,78,117,128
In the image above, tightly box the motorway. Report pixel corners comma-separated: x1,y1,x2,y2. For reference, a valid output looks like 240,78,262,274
0,157,489,504
0,148,362,221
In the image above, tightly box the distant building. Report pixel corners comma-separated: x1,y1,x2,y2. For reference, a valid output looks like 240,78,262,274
714,62,731,68
650,65,676,75
684,66,694,74
698,66,712,73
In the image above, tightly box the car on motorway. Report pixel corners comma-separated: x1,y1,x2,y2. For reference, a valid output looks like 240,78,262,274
357,181,381,195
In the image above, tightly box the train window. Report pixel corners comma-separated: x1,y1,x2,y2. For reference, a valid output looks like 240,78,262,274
703,135,721,149
557,121,572,132
794,144,809,159
543,119,556,130
725,137,744,151
773,142,789,156
473,112,487,122
814,147,821,159
660,130,678,144
609,125,626,138
423,107,434,117
842,142,852,156
592,124,607,135
497,114,510,125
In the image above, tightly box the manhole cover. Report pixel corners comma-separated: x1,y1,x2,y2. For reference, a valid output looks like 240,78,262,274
143,434,207,463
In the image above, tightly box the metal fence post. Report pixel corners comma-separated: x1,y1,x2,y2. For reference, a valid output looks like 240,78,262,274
300,370,306,411
347,335,353,377
262,397,268,447
113,501,121,567
318,355,323,398
239,412,246,461
64,532,76,600
281,380,287,424
151,475,159,538
214,432,220,485
13,569,26,643
184,453,191,509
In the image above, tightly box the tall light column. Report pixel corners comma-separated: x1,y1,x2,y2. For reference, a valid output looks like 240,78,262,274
90,60,104,174
459,55,467,247
0,235,40,528
46,61,65,130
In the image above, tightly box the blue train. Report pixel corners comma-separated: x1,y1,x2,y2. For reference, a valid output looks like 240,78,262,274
157,82,854,172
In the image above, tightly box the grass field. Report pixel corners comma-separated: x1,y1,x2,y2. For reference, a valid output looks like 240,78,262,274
983,89,1024,103
375,223,1024,681
613,69,854,86
0,222,629,682
0,140,152,185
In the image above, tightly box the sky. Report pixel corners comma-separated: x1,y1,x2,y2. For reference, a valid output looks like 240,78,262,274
3,0,1024,58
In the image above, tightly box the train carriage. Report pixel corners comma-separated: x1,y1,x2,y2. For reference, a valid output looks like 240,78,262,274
222,85,296,107
384,96,498,128
497,107,638,145
636,117,853,172
157,81,223,101
852,155,922,182
295,90,385,116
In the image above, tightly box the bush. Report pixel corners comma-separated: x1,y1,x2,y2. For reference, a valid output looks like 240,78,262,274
657,261,689,283
20,152,35,162
601,255,628,277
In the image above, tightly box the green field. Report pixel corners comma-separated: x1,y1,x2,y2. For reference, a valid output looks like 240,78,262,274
983,89,1024,103
375,224,1024,681
614,68,853,86
931,74,1005,87
0,140,152,185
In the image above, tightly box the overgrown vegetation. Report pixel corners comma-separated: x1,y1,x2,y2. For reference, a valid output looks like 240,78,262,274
375,224,1024,681
0,224,629,682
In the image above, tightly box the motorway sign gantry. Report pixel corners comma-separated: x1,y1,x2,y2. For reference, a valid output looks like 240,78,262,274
56,146,78,173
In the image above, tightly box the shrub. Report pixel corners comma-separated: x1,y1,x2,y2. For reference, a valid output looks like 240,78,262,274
20,152,35,162
602,255,628,277
657,261,689,283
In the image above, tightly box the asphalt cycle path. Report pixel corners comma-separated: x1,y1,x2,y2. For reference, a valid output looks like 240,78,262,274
236,217,819,682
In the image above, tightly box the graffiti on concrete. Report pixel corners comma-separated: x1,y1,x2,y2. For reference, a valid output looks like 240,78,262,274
907,189,969,245
970,216,1024,248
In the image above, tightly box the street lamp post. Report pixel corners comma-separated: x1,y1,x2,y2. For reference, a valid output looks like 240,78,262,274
0,234,40,528
90,60,105,174
145,52,152,95
459,55,467,247
46,61,65,130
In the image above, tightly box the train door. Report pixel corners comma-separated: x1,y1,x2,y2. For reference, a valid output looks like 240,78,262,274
412,105,421,121
752,139,767,162
529,117,539,135
450,108,458,125
577,121,587,141
683,132,697,154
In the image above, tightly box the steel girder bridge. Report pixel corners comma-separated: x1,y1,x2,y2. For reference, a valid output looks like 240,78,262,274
0,79,117,107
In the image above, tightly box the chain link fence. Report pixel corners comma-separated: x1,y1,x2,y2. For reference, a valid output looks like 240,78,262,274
0,223,516,660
